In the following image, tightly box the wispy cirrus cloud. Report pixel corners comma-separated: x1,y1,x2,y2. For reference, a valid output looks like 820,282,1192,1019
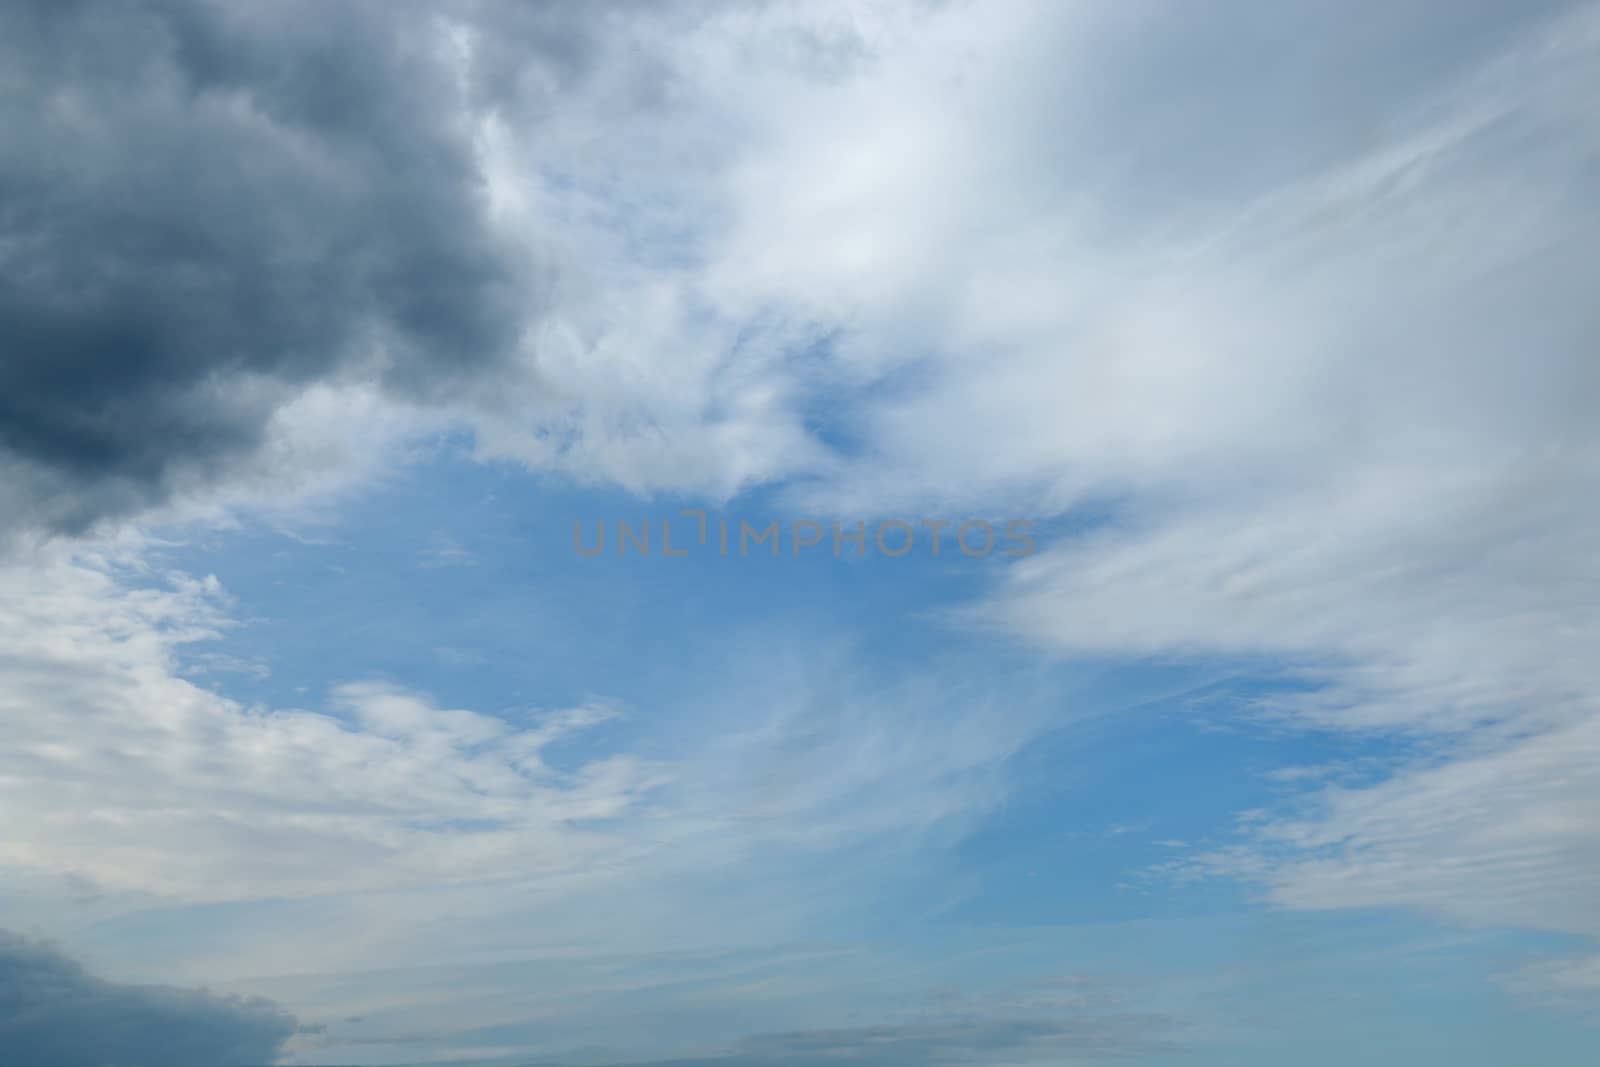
678,0,1600,1002
0,535,1068,1062
0,540,664,903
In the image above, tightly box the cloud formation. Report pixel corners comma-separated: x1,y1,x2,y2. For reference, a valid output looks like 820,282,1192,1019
0,0,540,532
678,0,1600,1001
0,535,1049,988
0,540,665,901
0,0,842,539
5,0,1600,1057
0,930,296,1067
595,1016,1173,1067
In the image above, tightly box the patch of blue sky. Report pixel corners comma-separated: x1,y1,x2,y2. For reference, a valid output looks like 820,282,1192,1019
145,447,1413,941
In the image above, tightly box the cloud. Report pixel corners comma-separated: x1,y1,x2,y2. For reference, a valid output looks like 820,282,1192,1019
0,539,667,902
981,454,1600,734
6,0,1600,1052
593,1017,1173,1067
0,930,296,1067
0,529,1120,1067
668,0,1600,1001
1262,715,1600,934
0,536,1055,996
10,0,1595,543
0,523,1120,1067
721,0,1599,515
0,0,845,540
265,967,1177,1067
510,974,1177,1067
914,7,1600,981
1174,708,1600,1004
0,0,533,533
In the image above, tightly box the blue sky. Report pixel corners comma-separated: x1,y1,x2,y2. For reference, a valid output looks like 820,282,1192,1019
1,2,1597,1065
16,443,1591,1065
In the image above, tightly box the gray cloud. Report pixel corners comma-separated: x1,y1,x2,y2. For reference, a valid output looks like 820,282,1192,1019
584,1015,1175,1067
0,929,296,1066
0,0,583,534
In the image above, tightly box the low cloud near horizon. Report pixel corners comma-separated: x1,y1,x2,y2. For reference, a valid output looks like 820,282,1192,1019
0,930,297,1067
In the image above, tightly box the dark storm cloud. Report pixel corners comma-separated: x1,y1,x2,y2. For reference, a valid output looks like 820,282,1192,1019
0,0,622,534
0,930,297,1066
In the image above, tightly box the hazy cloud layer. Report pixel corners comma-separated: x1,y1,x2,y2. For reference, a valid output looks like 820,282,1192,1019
593,1016,1174,1067
0,930,296,1067
267,967,1176,1067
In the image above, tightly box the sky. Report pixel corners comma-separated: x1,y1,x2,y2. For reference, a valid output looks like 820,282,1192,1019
1,1,1597,1064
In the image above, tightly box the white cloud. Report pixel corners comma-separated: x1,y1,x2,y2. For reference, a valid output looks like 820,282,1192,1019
1259,715,1600,935
628,0,1600,1000
0,537,1066,1062
1181,711,1600,1006
0,541,664,903
713,2,1600,513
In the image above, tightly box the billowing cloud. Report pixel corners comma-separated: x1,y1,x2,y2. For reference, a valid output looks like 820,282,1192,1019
0,930,296,1067
0,0,530,532
0,0,827,538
